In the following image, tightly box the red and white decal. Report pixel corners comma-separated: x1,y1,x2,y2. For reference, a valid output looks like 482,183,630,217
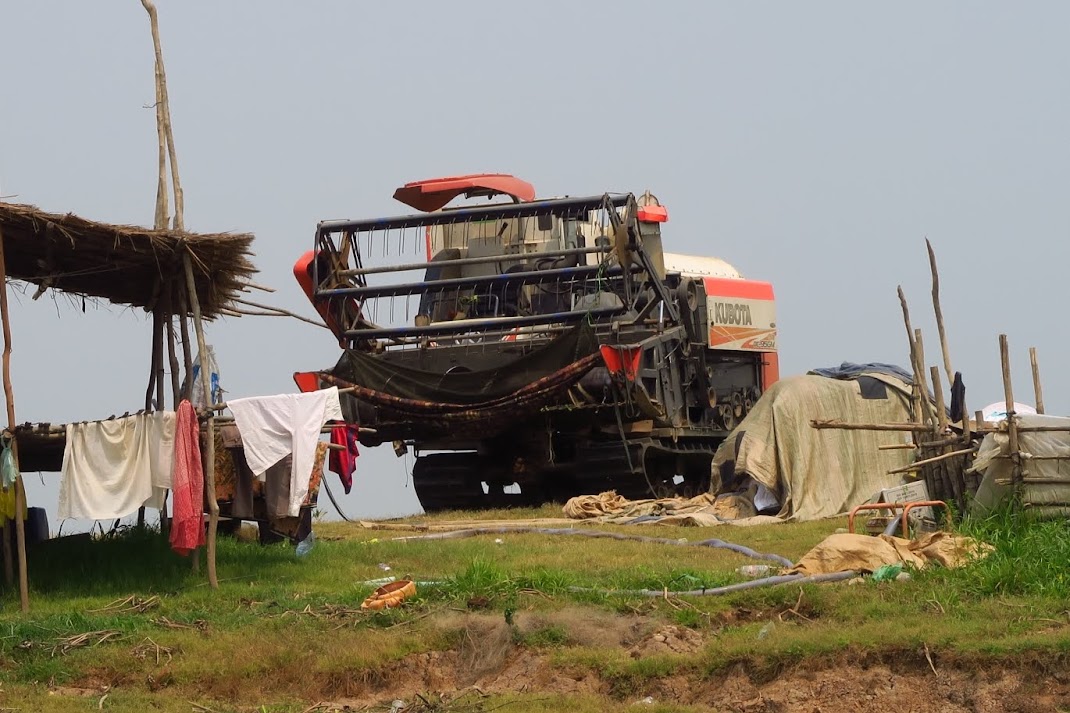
703,278,777,353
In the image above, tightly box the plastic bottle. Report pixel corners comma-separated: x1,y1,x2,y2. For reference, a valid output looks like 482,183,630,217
737,564,773,578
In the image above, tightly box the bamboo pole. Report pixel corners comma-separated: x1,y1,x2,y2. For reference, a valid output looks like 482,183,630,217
183,252,218,588
0,229,29,612
926,239,954,386
999,334,1022,494
887,447,977,475
1030,347,1045,415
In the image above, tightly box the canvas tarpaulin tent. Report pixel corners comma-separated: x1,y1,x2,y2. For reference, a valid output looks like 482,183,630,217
712,371,918,521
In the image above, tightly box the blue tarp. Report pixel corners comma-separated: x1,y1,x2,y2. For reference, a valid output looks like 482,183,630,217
808,362,915,384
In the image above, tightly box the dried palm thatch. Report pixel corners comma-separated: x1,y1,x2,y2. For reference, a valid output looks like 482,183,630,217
0,201,256,319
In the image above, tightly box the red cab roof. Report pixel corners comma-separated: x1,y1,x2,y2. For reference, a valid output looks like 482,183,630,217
392,173,536,212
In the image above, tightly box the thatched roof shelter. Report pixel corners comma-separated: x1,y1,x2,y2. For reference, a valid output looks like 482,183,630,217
0,202,256,319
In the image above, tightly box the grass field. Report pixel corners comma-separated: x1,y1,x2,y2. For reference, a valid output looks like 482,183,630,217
0,506,1068,712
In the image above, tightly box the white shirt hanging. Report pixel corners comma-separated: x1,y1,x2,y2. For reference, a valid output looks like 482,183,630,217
227,387,342,517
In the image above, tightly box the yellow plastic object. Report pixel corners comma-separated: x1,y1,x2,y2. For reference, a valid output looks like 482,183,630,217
361,579,416,611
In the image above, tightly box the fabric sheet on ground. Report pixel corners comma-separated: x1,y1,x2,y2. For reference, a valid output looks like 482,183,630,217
712,370,918,521
58,411,176,520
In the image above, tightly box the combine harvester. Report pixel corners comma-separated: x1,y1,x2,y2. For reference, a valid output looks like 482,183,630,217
294,174,778,511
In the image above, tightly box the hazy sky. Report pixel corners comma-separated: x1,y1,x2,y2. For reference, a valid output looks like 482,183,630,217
2,2,1069,527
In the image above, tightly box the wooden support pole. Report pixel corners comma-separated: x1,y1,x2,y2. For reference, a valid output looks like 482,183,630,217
999,334,1022,493
930,366,965,509
896,286,923,425
155,307,166,415
811,420,935,432
962,402,972,446
926,239,954,386
1030,347,1045,415
177,287,194,401
0,228,29,612
887,447,977,475
145,305,163,411
913,329,935,427
141,0,183,231
166,298,181,407
182,252,218,588
930,367,949,433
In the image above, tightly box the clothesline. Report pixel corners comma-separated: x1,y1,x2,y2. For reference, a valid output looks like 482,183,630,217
210,417,376,436
201,385,360,413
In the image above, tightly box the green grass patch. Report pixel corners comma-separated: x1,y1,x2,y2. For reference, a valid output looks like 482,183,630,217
1,507,1070,710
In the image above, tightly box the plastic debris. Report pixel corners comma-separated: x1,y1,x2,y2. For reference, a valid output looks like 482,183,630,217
295,531,316,558
757,622,775,640
494,538,504,544
634,696,656,705
378,562,392,571
737,564,773,578
871,562,905,582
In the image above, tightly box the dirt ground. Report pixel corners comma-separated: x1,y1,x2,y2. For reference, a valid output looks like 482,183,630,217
300,612,1070,712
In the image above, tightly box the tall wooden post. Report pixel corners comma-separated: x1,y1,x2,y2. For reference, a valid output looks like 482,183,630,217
182,251,218,588
1029,347,1045,415
0,229,30,612
926,240,954,386
999,335,1021,497
166,285,181,406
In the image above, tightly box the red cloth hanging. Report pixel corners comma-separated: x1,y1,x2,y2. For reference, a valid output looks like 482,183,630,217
170,400,205,556
328,423,360,494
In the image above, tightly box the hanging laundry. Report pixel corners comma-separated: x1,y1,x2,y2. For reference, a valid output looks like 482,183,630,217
170,401,205,556
58,412,176,520
227,387,342,517
328,423,360,494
